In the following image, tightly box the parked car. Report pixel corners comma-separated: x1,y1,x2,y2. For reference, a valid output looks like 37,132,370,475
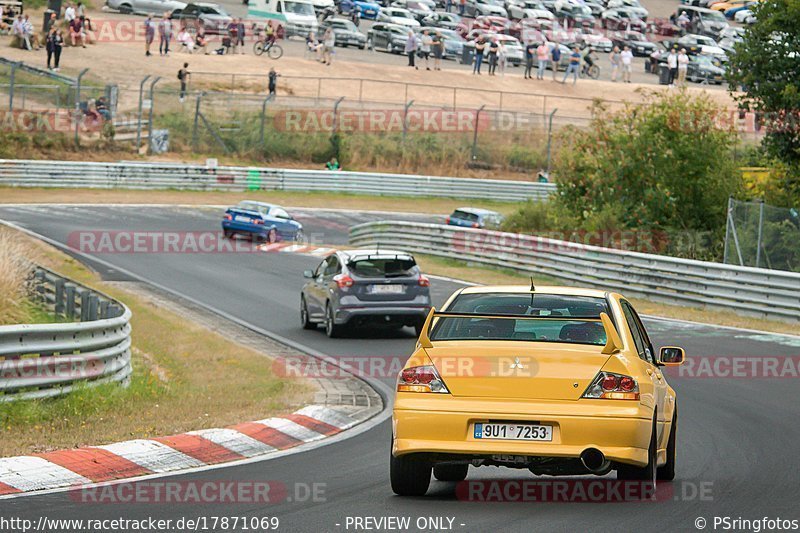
734,7,756,23
367,22,413,52
610,30,656,56
574,27,613,52
221,201,304,243
338,0,382,19
107,0,187,15
172,2,231,34
554,2,595,26
658,52,725,83
420,11,462,29
601,7,647,31
377,6,421,26
493,33,524,65
674,5,729,38
505,0,549,20
465,0,508,18
391,0,435,21
672,33,728,61
605,0,648,20
300,250,432,337
446,207,504,229
320,17,367,47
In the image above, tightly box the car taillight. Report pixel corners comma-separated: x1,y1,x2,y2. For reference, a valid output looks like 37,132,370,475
418,275,430,287
253,218,265,225
583,371,639,400
224,214,232,221
472,222,480,228
397,365,449,394
445,216,451,224
333,274,354,288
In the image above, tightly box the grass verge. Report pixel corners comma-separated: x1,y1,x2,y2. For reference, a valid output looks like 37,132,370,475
416,253,800,337
0,187,521,216
0,228,313,457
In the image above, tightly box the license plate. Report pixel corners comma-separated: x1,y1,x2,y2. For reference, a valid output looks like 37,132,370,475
369,284,404,294
474,422,553,441
234,215,251,222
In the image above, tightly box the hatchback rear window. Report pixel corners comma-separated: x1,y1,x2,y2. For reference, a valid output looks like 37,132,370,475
451,210,480,222
348,258,418,278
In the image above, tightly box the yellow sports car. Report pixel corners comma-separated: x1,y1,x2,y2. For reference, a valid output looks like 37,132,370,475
390,286,685,496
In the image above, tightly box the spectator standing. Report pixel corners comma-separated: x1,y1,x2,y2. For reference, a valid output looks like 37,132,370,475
236,18,246,54
473,37,485,74
667,47,678,86
445,0,452,12
158,12,172,56
431,31,443,71
524,40,535,79
459,0,465,16
497,40,507,76
144,14,155,56
351,8,360,27
561,46,580,84
536,41,549,79
177,62,190,103
620,46,633,83
322,27,335,65
610,45,620,82
268,67,279,96
677,48,689,87
325,157,340,170
405,29,418,69
46,27,62,68
487,36,499,76
550,43,561,80
420,30,432,70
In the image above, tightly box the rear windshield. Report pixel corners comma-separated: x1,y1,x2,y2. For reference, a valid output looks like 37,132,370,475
451,210,480,222
430,293,610,345
348,257,418,278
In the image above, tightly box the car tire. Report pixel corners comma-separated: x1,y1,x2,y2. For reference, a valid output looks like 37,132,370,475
294,229,304,243
390,443,431,496
119,3,132,13
325,302,343,338
617,414,657,495
359,44,366,50
223,229,234,239
658,409,677,481
433,463,468,482
300,296,316,330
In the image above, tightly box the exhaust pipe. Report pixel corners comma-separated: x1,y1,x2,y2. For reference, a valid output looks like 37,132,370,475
580,448,611,474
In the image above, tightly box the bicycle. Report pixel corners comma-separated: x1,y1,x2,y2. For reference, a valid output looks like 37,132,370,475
580,61,600,79
253,36,283,59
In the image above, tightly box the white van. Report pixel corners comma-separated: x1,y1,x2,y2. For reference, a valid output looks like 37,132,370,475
248,0,318,37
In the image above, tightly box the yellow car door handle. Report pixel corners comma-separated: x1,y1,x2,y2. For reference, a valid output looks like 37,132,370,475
646,369,653,376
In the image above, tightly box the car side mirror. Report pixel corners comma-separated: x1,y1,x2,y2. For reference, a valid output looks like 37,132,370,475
303,270,314,279
658,346,685,366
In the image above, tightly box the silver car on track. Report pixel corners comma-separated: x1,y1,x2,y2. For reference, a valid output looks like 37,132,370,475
300,249,432,338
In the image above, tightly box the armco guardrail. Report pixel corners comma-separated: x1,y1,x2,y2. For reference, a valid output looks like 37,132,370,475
0,267,132,402
349,221,800,322
0,159,555,202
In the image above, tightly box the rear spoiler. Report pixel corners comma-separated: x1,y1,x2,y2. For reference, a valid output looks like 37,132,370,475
418,308,623,355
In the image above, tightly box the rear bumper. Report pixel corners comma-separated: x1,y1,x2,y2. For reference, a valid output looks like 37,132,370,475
221,221,267,237
393,395,653,467
334,305,430,325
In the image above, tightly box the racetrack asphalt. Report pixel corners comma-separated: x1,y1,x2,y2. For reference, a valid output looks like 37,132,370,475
0,204,798,532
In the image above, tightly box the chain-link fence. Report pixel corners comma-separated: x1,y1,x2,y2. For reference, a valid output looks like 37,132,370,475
724,198,800,273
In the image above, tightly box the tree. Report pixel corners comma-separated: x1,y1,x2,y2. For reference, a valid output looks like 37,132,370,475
554,91,741,233
726,0,800,200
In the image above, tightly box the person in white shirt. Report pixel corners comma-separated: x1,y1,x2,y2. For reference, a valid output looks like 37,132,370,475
677,48,689,87
420,29,432,70
620,46,633,83
64,4,76,23
667,48,678,86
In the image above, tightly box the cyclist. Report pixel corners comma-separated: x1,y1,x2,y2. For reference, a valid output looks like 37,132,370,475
580,45,597,76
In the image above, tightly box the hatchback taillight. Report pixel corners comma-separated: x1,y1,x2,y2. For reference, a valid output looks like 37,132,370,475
333,274,354,288
418,275,430,287
224,214,232,221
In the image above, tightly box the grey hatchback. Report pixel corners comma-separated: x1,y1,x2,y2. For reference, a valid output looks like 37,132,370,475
300,249,432,338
